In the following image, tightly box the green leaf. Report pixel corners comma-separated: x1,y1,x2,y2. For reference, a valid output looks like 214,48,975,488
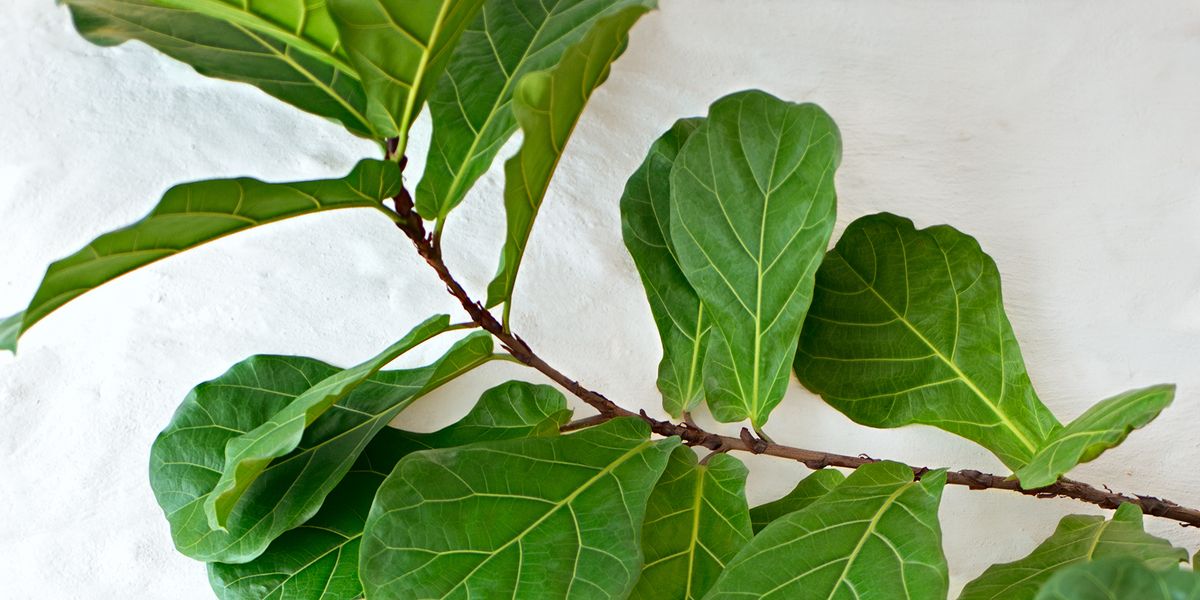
484,5,654,312
359,417,678,599
632,447,752,600
416,0,656,221
2,159,399,353
621,118,711,418
207,381,570,600
64,0,377,138
150,331,493,563
795,212,1061,469
748,468,844,533
204,315,452,531
1015,384,1174,488
959,503,1187,600
1034,557,1200,600
705,461,948,599
669,90,841,427
328,0,485,152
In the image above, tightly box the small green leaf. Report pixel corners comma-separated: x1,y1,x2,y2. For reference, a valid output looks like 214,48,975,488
1034,557,1200,600
2,159,400,352
795,212,1061,469
706,461,948,599
329,0,485,152
150,331,493,563
484,5,654,312
207,381,570,600
64,0,376,138
359,418,678,599
204,315,452,530
416,0,656,221
621,118,710,417
748,468,844,533
632,447,752,600
959,503,1187,600
670,90,841,427
1016,384,1175,488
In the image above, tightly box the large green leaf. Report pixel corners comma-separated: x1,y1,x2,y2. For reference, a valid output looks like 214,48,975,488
1034,557,1200,600
632,448,752,600
705,461,948,599
204,315,452,530
959,503,1187,600
150,331,493,563
64,0,376,138
1015,384,1174,488
669,90,841,427
208,381,571,600
795,212,1061,469
748,468,844,533
359,417,678,599
416,0,656,221
484,6,653,313
621,118,711,417
0,159,400,353
328,0,484,151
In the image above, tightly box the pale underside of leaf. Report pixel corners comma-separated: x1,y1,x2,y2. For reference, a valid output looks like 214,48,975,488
669,89,840,427
2,159,399,353
416,0,657,221
795,212,1061,469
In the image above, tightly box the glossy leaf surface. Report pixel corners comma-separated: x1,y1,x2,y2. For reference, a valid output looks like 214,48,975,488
485,6,652,310
329,0,484,150
150,332,493,563
1034,557,1200,600
621,118,710,417
632,447,752,599
1,159,399,352
959,503,1187,600
416,0,656,220
204,315,453,530
670,90,840,426
795,212,1060,469
706,461,947,599
748,468,844,533
64,0,375,138
207,381,570,600
1016,384,1174,488
360,417,677,599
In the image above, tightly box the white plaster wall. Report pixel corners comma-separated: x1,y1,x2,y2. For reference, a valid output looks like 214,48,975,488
2,0,1199,597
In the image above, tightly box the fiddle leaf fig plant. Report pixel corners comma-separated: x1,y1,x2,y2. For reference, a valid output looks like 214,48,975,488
7,0,1197,598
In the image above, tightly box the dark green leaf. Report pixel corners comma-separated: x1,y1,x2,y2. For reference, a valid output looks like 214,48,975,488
670,89,841,427
795,212,1061,469
64,0,376,138
632,447,751,600
959,503,1187,600
1016,384,1174,488
207,381,570,600
1,159,400,353
748,468,844,533
416,0,656,221
150,331,493,563
1034,557,1200,600
205,315,453,530
329,0,484,151
484,5,653,313
706,462,948,599
621,118,711,418
359,417,678,599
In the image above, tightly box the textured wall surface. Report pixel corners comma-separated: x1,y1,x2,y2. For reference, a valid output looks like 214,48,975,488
3,1,1200,597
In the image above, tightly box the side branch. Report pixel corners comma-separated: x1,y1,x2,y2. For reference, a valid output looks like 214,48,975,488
390,179,1200,528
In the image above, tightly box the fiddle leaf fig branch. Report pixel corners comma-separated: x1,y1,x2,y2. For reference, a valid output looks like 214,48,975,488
7,1,1198,598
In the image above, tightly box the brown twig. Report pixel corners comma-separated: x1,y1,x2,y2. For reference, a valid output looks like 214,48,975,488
390,175,1200,528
